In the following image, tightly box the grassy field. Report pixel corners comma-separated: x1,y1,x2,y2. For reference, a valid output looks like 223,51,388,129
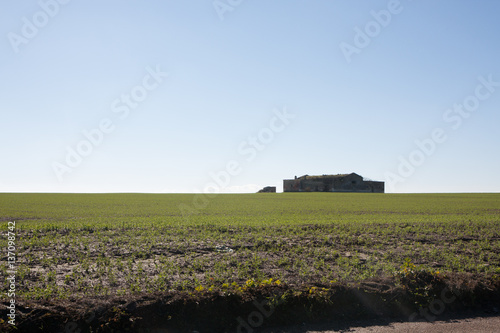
1,192,499,331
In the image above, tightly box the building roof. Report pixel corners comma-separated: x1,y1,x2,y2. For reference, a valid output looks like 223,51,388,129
297,173,359,180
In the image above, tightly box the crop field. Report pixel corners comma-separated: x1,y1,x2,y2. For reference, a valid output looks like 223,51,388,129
1,192,500,331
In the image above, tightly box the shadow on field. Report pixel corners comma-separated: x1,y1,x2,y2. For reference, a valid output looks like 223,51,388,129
1,273,499,333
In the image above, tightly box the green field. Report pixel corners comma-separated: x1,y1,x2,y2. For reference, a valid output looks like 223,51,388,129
1,193,499,331
1,193,499,297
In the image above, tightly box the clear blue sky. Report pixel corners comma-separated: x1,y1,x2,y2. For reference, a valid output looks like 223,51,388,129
1,0,499,193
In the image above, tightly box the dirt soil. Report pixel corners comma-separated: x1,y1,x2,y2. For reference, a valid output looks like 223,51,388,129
1,274,499,333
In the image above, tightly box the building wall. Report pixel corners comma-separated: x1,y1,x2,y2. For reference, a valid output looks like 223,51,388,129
283,174,384,193
283,179,300,192
365,181,384,193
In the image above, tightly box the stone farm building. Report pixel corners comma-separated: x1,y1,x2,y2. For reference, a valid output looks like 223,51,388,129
258,186,277,193
283,173,384,193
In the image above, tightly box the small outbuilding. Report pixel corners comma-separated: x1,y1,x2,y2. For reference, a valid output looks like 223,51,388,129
257,186,277,193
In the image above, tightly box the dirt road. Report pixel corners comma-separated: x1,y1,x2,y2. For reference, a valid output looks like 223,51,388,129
309,316,500,332
260,310,500,333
